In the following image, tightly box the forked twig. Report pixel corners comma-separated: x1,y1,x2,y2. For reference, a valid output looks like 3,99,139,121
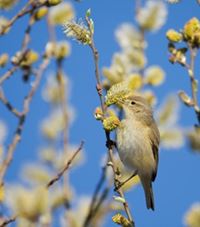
0,0,43,35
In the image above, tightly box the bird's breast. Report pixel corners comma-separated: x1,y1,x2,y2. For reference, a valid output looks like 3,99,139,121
116,118,154,172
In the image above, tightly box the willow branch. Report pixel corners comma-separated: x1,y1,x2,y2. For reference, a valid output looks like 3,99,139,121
86,17,135,226
56,59,69,152
21,11,35,52
46,15,57,43
185,46,200,125
83,165,108,227
55,57,72,203
85,186,110,226
46,141,84,188
189,47,197,103
0,65,19,85
23,57,50,114
0,88,21,117
0,0,42,35
89,43,105,113
0,216,17,227
0,50,28,85
0,56,50,186
0,10,34,85
135,0,141,16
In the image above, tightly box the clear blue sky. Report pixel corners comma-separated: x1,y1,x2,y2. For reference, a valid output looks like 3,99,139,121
1,1,200,227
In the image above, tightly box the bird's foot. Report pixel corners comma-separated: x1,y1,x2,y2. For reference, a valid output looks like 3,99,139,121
106,139,117,149
114,179,122,191
114,172,137,191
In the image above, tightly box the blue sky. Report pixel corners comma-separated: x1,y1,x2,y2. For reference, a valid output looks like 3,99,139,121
1,0,200,227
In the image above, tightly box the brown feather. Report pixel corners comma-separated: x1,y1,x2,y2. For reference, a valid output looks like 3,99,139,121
148,121,160,181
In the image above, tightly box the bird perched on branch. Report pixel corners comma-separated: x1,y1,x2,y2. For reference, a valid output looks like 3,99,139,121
115,94,160,210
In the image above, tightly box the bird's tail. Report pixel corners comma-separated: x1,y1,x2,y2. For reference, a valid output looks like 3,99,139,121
141,176,155,210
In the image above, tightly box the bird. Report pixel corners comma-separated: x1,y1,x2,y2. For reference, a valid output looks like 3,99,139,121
116,94,160,210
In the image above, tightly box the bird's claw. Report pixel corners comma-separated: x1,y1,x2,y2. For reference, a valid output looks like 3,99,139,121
106,139,117,149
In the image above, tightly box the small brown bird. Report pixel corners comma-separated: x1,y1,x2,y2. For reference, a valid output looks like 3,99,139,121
116,94,160,210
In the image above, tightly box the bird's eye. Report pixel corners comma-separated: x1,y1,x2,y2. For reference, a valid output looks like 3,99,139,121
131,101,136,105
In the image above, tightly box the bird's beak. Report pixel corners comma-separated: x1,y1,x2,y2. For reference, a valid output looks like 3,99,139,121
115,98,125,107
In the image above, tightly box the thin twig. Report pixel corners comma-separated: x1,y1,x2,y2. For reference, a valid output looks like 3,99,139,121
92,187,110,216
21,9,35,52
0,88,21,117
0,65,18,85
23,56,50,114
0,50,29,85
0,1,31,35
85,18,105,115
56,59,69,153
189,47,197,104
184,46,200,125
46,141,84,188
46,15,57,43
0,56,50,185
0,0,41,35
135,0,146,78
135,0,141,16
83,165,108,227
89,42,105,114
86,186,110,225
56,58,71,205
0,215,17,227
0,10,34,85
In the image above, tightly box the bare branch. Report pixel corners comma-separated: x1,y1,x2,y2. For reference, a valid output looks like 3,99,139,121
0,65,18,85
55,58,71,196
188,47,200,124
46,141,84,188
0,215,17,227
21,10,35,52
0,88,21,117
83,165,108,227
0,56,50,185
183,46,200,125
0,0,43,35
85,186,110,227
23,57,50,114
0,11,35,85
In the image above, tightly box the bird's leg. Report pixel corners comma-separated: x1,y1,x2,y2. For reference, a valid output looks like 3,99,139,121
114,171,137,191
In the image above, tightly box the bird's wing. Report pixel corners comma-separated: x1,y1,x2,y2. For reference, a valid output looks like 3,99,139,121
148,121,160,182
